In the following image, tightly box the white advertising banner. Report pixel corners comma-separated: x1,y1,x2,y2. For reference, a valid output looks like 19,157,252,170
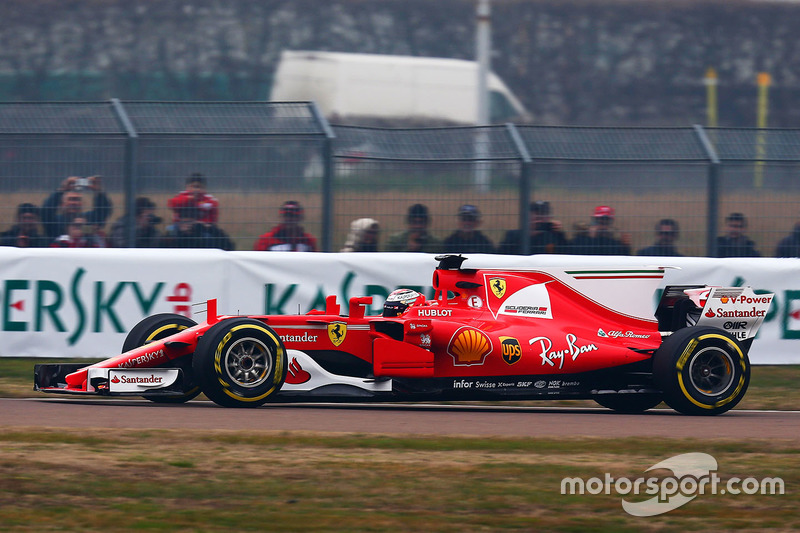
1,247,798,364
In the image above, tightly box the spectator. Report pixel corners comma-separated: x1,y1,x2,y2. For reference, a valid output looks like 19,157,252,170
167,173,219,225
40,175,113,241
443,204,495,254
50,216,106,248
567,205,631,255
498,200,567,255
254,200,317,252
638,219,683,257
775,216,800,257
716,212,760,257
341,218,380,252
386,203,441,253
160,207,235,250
109,197,163,248
1,203,48,247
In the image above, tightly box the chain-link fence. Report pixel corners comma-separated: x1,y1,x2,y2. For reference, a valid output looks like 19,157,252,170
1,101,799,257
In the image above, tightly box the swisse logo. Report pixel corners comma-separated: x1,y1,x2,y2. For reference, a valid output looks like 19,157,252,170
417,309,452,317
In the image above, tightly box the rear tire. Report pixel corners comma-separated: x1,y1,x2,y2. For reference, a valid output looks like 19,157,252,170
122,313,200,404
653,327,749,415
193,318,287,408
593,394,663,413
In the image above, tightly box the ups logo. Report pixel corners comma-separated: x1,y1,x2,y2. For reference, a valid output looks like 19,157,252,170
489,277,506,299
500,336,522,365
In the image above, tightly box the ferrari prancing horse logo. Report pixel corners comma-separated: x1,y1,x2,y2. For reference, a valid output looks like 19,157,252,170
328,322,347,346
489,277,506,299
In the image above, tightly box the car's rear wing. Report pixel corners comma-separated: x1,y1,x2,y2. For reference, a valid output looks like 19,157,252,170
656,285,774,347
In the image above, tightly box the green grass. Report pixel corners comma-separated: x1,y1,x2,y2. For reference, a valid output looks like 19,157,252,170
2,359,799,531
0,429,797,532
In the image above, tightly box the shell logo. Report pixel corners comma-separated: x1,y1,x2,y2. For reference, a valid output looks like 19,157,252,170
447,327,493,366
720,296,729,303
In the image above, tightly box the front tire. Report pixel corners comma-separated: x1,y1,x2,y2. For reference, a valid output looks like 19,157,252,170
193,318,287,408
122,313,200,404
653,327,749,415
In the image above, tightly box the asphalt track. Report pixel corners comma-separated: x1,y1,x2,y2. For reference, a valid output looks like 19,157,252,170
1,398,798,439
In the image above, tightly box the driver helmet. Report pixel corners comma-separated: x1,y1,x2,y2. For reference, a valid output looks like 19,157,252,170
383,288,426,317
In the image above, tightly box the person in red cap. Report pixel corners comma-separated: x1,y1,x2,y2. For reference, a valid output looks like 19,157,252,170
254,200,318,252
567,205,631,255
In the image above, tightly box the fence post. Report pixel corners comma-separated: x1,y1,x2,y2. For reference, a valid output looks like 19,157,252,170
310,102,336,252
693,124,721,257
505,123,532,254
110,99,139,248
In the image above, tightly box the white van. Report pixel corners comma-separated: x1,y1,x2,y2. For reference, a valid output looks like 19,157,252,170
270,50,528,124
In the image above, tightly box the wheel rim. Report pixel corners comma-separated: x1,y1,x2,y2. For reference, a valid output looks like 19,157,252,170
223,337,272,388
688,346,735,396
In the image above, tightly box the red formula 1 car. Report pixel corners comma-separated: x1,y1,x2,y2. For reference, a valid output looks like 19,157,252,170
35,256,773,415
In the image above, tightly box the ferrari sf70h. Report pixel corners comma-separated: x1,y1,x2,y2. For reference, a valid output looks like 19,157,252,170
35,255,773,415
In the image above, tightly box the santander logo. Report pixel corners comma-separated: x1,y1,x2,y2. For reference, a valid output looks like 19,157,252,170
705,309,716,318
286,358,311,384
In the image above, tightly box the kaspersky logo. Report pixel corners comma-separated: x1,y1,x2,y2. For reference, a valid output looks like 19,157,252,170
1,268,189,345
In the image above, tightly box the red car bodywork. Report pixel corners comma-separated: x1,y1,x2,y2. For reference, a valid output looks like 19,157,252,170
35,256,769,413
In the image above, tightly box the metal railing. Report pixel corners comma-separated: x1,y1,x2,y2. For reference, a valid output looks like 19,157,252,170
2,100,800,257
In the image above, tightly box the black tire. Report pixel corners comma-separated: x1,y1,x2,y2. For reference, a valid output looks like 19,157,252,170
192,318,287,408
122,313,200,404
593,394,663,414
653,326,750,415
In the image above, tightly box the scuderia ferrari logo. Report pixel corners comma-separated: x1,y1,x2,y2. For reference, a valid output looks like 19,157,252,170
328,322,347,346
489,277,506,298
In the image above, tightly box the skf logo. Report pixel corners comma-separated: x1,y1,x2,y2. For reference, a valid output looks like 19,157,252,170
328,322,347,346
489,278,506,299
447,327,492,366
500,336,522,365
